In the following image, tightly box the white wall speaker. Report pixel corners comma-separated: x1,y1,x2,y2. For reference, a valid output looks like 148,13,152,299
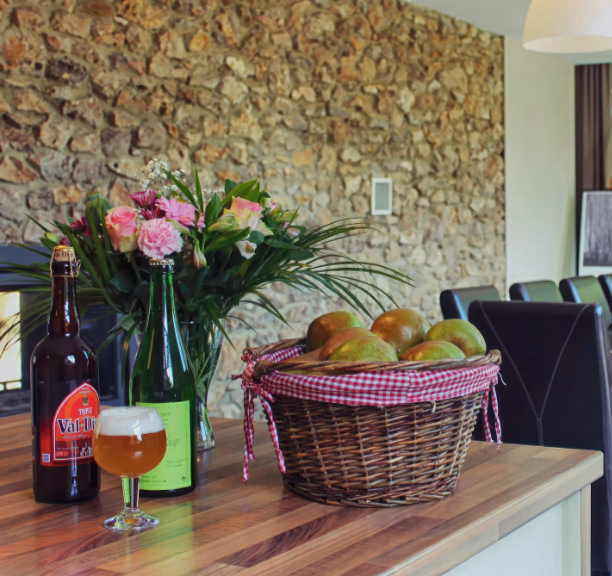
371,177,392,215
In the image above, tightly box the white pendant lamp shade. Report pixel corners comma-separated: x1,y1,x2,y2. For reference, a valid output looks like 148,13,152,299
523,0,612,54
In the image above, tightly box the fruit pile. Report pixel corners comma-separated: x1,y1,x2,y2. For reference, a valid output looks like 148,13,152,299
302,309,487,362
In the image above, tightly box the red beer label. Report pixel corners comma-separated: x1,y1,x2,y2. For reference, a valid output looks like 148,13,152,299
40,383,100,466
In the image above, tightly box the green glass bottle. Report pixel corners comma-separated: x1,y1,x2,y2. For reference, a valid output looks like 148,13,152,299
129,258,197,496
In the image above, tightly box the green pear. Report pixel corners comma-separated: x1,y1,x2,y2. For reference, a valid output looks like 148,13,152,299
320,327,379,359
424,319,486,357
328,335,398,362
400,340,466,361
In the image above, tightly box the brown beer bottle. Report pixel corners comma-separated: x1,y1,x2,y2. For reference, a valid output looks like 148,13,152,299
31,245,100,503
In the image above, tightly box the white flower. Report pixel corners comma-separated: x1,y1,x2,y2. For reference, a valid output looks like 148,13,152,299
235,240,257,259
139,158,184,197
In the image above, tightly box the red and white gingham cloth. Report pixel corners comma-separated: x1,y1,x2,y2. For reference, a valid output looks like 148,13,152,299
239,345,502,481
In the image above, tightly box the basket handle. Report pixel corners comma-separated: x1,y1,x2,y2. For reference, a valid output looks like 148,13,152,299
247,341,501,381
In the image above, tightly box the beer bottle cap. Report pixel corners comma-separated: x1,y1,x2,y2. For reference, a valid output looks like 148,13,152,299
50,245,80,277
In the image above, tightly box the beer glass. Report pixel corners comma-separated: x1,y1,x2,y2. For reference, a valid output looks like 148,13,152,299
93,406,166,532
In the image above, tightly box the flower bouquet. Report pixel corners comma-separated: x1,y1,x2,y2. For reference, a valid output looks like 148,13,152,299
0,160,412,449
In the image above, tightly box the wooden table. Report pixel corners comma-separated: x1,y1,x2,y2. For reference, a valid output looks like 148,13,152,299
0,414,602,576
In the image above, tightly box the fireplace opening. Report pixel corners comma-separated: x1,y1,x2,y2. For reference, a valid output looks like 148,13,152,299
0,246,127,416
0,292,22,392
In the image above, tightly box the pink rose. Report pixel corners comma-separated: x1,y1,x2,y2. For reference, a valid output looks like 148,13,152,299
105,206,139,253
156,197,196,227
207,213,237,233
227,197,262,231
138,218,183,259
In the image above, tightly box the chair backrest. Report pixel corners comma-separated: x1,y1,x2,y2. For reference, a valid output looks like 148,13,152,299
468,300,612,572
508,280,563,302
439,285,500,320
559,275,612,329
599,274,612,312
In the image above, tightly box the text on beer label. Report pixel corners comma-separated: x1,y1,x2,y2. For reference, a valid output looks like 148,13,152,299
43,383,100,465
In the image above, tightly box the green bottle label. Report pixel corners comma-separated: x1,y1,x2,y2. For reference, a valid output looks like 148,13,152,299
136,400,191,491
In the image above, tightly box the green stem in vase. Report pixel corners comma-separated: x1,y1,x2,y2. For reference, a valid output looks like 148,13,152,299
181,321,222,452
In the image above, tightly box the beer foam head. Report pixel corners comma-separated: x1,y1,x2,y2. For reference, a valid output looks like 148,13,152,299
95,406,164,436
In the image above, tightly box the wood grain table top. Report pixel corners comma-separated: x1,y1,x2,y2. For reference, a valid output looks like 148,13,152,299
0,413,602,576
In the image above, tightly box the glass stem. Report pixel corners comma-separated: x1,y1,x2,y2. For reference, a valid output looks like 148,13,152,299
121,476,140,513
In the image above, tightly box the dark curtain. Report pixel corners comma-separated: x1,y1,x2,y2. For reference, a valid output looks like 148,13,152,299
575,64,610,272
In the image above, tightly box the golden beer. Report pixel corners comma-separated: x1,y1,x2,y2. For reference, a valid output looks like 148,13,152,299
93,407,166,478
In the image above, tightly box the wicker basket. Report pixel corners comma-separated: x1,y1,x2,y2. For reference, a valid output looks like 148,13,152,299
245,339,501,507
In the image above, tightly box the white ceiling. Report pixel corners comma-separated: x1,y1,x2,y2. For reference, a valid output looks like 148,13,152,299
407,0,530,37
407,0,612,64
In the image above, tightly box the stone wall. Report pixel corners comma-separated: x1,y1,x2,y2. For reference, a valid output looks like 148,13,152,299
0,0,505,417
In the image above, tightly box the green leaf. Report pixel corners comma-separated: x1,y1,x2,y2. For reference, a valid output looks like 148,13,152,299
167,170,198,207
193,167,205,212
109,270,138,294
204,194,223,227
27,215,55,235
223,180,259,205
205,229,249,252
224,179,238,194
85,201,112,282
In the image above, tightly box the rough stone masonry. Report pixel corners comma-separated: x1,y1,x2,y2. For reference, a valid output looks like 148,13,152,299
0,0,505,418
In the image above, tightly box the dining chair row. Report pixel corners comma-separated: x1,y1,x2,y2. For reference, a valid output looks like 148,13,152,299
440,274,612,327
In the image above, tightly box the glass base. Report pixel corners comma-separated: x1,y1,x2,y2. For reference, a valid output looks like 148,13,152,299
197,435,215,451
103,510,159,532
196,396,215,452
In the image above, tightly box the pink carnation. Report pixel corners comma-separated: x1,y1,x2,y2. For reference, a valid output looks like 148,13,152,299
70,215,92,239
140,206,164,220
105,206,139,253
156,197,196,227
138,218,183,259
130,190,157,208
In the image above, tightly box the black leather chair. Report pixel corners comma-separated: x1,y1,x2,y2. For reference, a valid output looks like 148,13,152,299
468,300,612,574
599,274,612,313
559,275,612,330
439,285,501,320
509,280,563,302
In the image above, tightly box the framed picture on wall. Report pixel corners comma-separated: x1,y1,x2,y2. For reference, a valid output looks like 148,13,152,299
579,190,612,275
